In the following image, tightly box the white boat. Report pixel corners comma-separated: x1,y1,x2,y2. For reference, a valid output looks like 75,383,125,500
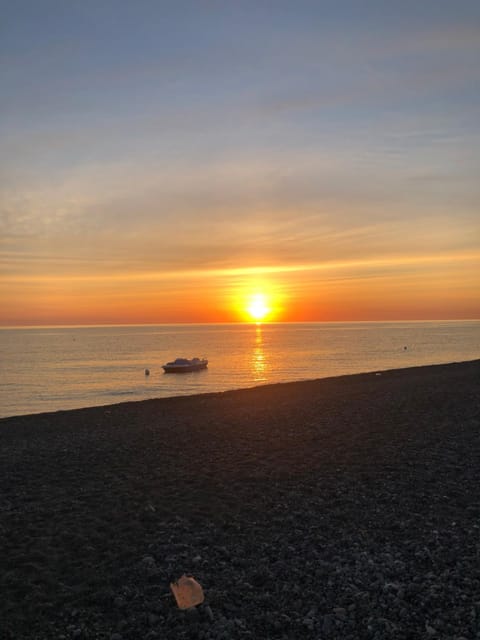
162,357,208,373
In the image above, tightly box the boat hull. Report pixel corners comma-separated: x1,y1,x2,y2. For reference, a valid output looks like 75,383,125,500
162,359,208,373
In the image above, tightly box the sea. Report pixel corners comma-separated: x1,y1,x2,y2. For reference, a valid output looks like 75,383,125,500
0,321,479,418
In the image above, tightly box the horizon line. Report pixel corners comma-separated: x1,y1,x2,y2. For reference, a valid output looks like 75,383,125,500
1,318,479,330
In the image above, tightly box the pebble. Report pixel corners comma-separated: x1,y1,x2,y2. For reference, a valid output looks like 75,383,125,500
334,606,347,619
148,613,160,625
302,617,314,630
322,614,336,635
204,605,215,621
114,596,127,609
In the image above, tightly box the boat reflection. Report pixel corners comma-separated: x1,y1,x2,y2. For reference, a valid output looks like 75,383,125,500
252,325,268,382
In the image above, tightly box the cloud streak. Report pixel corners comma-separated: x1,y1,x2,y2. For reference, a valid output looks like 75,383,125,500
3,251,478,284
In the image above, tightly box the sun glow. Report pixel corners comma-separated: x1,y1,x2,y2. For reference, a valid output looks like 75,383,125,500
246,293,271,322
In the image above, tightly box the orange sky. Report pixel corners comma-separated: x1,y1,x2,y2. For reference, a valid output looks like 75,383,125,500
2,252,479,325
1,3,479,325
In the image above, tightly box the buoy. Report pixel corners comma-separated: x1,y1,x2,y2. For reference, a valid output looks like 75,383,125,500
145,368,150,376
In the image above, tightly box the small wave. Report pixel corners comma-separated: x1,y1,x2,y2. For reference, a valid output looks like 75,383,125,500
104,390,136,397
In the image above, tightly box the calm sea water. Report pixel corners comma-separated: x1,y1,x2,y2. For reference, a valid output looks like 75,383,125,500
0,321,479,418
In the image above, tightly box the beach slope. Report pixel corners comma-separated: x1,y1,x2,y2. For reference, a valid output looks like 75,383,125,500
1,360,479,639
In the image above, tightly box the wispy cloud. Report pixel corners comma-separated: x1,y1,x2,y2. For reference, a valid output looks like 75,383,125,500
3,250,478,284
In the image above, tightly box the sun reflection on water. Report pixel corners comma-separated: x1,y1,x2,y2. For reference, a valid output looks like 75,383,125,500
252,325,268,381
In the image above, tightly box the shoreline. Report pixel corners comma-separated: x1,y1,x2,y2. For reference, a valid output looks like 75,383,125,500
1,359,479,639
1,358,479,423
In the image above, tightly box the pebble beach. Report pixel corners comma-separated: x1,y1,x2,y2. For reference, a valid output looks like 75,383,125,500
1,360,479,640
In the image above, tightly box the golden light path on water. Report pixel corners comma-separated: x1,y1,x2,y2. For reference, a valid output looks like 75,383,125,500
252,325,267,382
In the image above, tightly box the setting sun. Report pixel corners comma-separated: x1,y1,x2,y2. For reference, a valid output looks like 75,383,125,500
246,293,271,322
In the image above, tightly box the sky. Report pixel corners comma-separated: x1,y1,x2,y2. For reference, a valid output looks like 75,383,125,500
1,0,479,325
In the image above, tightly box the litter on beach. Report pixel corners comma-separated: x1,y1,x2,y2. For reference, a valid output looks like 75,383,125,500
170,575,205,609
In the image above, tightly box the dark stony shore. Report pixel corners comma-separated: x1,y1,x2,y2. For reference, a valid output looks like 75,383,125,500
1,361,480,640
